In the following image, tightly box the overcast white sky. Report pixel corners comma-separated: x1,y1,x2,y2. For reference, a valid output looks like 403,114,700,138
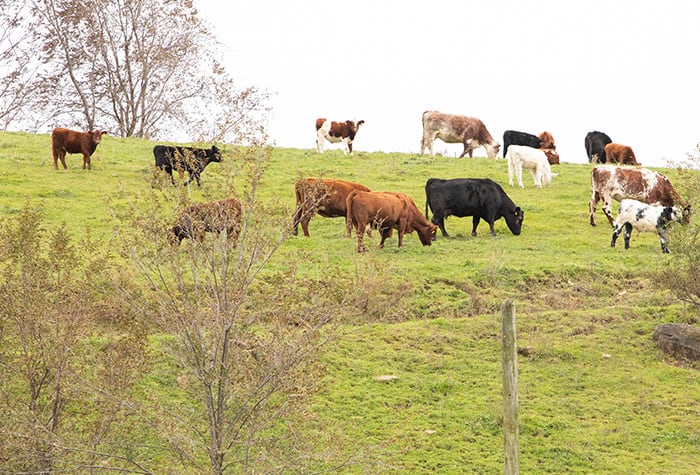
197,0,699,166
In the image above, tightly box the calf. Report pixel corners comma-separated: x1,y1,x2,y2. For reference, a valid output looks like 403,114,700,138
420,111,500,158
345,190,437,252
425,178,524,238
316,118,364,154
154,144,222,186
502,130,557,159
51,127,107,170
506,145,555,188
611,199,690,253
171,198,242,245
589,165,684,226
604,143,640,165
292,178,371,237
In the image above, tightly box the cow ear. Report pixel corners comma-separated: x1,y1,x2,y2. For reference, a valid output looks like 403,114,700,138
101,131,107,136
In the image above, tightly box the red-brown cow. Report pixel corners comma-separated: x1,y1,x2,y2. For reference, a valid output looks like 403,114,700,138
604,143,640,165
171,198,242,244
292,178,371,237
316,118,365,154
345,190,437,252
420,111,500,158
589,165,684,226
51,127,107,170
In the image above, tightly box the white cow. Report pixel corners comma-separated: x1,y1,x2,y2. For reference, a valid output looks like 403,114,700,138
506,145,555,188
611,199,690,253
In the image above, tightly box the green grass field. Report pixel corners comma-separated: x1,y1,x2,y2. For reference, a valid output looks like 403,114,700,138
1,130,698,473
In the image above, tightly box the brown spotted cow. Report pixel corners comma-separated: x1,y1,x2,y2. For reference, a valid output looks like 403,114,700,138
51,127,107,170
604,143,640,165
420,111,500,158
292,178,371,237
589,165,685,227
316,118,364,154
171,198,242,245
345,190,437,252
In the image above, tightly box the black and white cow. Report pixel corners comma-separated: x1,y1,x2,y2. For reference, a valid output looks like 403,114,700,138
611,199,690,253
315,118,364,154
424,178,524,238
153,145,222,186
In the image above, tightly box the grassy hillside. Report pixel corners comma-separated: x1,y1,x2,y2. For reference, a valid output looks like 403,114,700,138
0,131,698,473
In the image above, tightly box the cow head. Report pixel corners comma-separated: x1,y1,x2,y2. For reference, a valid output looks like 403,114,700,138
542,148,559,165
416,223,438,246
209,145,223,163
89,130,107,143
484,142,500,159
504,206,525,235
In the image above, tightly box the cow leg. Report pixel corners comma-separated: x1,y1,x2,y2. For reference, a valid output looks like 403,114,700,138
57,151,68,170
471,216,481,236
316,132,325,153
623,223,633,249
611,224,623,247
657,228,670,253
602,200,615,227
508,160,514,186
357,229,365,253
379,228,391,248
301,218,311,237
82,153,90,170
433,216,449,238
346,140,353,155
516,166,524,188
589,192,600,226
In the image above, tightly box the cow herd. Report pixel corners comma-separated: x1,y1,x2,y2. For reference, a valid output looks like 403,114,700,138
49,113,691,252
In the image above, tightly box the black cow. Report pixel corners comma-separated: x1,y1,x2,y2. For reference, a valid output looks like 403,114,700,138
424,178,524,238
584,131,612,164
153,145,222,186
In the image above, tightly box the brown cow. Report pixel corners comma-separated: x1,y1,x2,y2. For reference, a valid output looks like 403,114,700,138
316,118,365,154
292,178,371,237
537,131,555,149
51,127,107,170
420,111,500,158
604,143,640,165
345,190,437,252
171,198,242,244
589,165,684,226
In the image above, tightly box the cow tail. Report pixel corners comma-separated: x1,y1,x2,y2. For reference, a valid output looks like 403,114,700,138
424,183,431,220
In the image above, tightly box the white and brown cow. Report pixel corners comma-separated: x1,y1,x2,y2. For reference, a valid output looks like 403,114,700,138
420,111,500,159
589,165,684,227
316,118,364,154
611,199,690,253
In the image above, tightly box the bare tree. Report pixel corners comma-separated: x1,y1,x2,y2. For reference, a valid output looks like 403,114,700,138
12,0,267,142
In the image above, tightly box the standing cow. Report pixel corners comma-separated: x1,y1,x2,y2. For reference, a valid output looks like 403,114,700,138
420,111,500,158
506,145,556,188
51,127,107,170
502,130,557,159
611,199,690,253
316,118,364,154
584,131,612,163
425,178,524,238
345,190,437,252
292,178,371,237
171,198,242,245
604,143,640,165
153,145,222,186
589,165,684,226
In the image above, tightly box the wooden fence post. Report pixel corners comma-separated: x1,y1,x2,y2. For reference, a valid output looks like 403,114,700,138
502,299,520,475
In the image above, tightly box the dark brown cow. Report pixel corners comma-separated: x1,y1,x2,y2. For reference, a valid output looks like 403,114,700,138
589,165,684,226
604,143,640,165
420,111,500,158
315,118,365,154
171,198,242,244
51,127,107,170
345,190,437,252
292,178,371,237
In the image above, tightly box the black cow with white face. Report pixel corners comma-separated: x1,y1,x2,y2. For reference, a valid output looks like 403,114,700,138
424,178,524,238
584,131,612,163
153,144,222,186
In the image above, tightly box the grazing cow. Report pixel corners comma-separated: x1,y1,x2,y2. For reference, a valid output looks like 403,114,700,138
292,178,371,237
506,145,556,188
153,145,222,187
611,199,690,253
420,111,500,158
589,165,685,227
315,118,365,154
584,131,612,163
171,198,242,245
502,130,557,160
424,178,524,238
604,143,640,165
51,127,107,170
345,190,437,252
